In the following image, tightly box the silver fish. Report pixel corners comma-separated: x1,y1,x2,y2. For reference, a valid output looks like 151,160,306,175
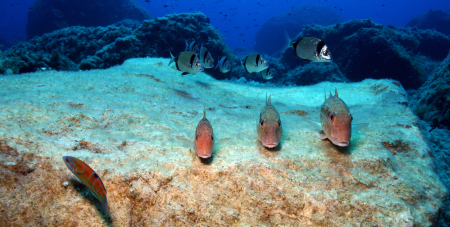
290,36,332,62
260,67,273,80
52,7,64,18
169,51,204,75
214,56,231,73
317,88,352,147
199,43,214,69
242,53,268,74
194,107,214,158
257,95,282,148
184,40,199,55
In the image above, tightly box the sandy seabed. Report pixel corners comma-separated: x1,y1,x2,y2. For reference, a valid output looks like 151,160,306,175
0,58,446,226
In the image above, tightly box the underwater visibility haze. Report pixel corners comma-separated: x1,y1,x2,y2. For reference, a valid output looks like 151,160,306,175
0,0,450,226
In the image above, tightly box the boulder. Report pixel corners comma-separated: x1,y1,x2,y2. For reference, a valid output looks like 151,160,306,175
254,4,342,56
26,0,151,40
0,58,446,226
406,9,450,36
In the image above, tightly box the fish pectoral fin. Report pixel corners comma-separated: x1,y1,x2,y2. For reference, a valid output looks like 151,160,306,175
301,116,322,131
352,122,369,131
182,72,190,75
316,132,328,140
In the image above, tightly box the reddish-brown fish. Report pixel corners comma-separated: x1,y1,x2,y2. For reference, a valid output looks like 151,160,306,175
194,107,214,158
257,95,283,148
318,88,353,147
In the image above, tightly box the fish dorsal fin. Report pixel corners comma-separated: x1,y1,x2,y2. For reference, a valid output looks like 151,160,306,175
335,87,338,97
203,106,206,119
329,91,332,97
267,94,272,106
324,90,326,101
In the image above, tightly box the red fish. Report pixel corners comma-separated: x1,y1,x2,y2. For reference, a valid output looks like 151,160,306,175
257,95,283,148
62,156,108,212
194,108,214,158
318,88,352,147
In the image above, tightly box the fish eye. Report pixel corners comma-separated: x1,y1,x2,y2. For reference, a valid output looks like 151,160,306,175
278,121,281,127
211,135,214,141
324,51,328,56
330,113,334,121
260,120,264,126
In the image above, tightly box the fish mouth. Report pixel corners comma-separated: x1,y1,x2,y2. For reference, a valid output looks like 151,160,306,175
263,142,279,148
197,154,212,159
334,141,349,147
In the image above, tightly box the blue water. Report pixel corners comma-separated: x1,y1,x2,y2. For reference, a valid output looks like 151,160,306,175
0,0,449,50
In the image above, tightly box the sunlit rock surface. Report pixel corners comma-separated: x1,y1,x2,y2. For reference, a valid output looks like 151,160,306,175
0,58,446,226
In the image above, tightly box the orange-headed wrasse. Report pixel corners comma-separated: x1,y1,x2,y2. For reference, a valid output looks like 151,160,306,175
194,107,214,158
241,53,269,74
318,88,352,147
282,31,332,62
257,95,283,148
62,156,108,212
169,51,204,75
199,43,214,69
184,40,199,55
214,56,231,73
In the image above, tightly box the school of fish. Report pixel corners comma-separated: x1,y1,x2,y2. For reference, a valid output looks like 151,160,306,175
62,34,349,214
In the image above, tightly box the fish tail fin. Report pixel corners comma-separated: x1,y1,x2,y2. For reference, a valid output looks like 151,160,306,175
168,51,175,66
273,31,292,56
214,57,219,70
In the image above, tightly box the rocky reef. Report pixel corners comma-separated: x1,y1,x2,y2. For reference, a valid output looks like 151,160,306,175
1,13,233,80
293,18,450,90
26,0,151,40
0,58,446,226
254,4,343,56
406,9,450,37
410,51,450,129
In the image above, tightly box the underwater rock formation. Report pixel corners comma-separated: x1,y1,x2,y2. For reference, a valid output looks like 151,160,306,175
406,9,450,37
26,0,151,40
1,13,232,80
295,18,450,89
254,4,343,56
0,58,446,226
410,51,450,129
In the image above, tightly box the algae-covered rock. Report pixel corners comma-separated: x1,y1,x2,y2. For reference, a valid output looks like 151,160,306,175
294,19,450,89
411,51,450,129
406,9,450,37
26,0,151,40
254,4,343,56
0,58,446,226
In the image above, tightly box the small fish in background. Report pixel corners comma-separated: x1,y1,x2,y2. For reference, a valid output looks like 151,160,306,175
257,95,283,148
242,53,269,74
429,118,440,132
184,40,199,55
199,43,214,68
62,156,108,212
214,56,231,73
318,88,352,147
260,67,273,80
52,7,64,18
194,107,214,158
169,51,204,75
282,31,332,62
54,20,69,29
